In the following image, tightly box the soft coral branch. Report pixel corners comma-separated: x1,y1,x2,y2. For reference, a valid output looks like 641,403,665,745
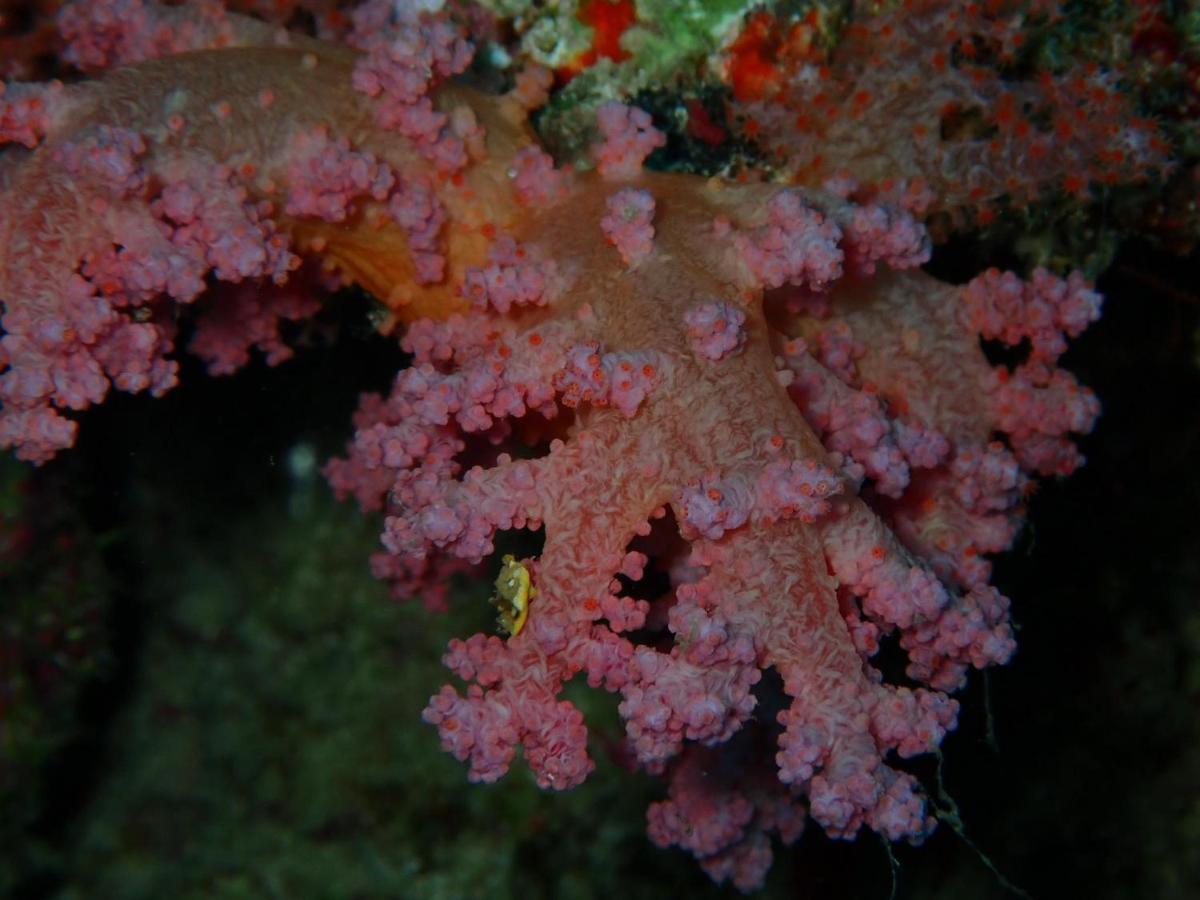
0,1,1115,891
0,8,535,459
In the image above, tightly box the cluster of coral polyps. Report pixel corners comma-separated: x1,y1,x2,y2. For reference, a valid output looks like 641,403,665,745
1,1,1109,890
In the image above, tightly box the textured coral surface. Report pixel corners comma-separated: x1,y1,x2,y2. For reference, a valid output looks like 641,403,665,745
0,0,1176,891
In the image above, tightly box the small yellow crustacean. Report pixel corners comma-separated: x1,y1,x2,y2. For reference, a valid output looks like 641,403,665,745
491,554,535,636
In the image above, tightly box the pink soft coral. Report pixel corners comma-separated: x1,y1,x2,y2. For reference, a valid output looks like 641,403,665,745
0,0,1127,891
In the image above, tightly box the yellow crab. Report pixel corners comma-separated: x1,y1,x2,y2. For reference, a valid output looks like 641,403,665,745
491,554,535,636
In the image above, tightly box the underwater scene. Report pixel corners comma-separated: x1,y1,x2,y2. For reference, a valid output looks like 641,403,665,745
2,2,1198,898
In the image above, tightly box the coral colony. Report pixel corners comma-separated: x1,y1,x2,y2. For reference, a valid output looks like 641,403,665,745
0,0,1169,891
